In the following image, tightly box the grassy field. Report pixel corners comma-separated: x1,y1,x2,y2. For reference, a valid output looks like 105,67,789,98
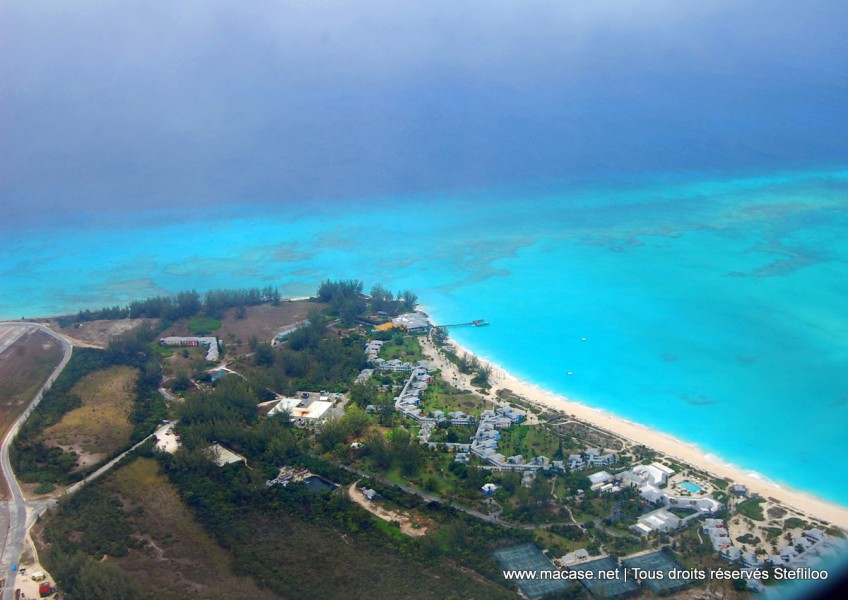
42,455,517,600
420,380,492,415
158,301,326,356
42,365,138,466
496,424,563,460
378,335,423,362
110,458,279,600
188,316,223,334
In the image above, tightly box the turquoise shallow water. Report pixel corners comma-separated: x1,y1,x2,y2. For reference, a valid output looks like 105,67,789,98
2,168,848,505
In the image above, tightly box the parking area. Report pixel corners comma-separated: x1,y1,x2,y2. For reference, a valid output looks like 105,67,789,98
13,564,57,599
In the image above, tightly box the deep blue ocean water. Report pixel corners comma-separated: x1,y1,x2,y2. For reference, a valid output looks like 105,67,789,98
2,168,847,506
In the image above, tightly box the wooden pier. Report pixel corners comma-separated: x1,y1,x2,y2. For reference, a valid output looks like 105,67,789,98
433,319,490,330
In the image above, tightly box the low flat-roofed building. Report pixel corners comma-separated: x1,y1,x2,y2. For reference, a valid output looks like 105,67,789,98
588,471,613,487
392,312,431,333
632,463,674,486
160,336,220,361
269,397,333,421
633,508,681,536
206,443,246,467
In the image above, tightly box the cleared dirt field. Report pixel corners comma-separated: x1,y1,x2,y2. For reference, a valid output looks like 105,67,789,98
160,301,326,356
108,458,279,600
0,328,63,498
53,318,152,348
43,365,138,469
347,483,429,536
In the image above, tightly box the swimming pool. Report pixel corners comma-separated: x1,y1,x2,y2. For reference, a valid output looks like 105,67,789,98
679,480,703,494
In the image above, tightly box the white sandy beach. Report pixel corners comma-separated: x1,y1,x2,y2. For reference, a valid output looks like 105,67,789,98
423,333,848,530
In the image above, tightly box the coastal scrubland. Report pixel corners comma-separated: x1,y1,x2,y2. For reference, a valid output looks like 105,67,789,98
42,365,138,467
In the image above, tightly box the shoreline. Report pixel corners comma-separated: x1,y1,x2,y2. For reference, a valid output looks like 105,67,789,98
10,302,848,528
436,333,848,530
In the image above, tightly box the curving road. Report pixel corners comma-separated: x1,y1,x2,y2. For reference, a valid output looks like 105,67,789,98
0,323,72,599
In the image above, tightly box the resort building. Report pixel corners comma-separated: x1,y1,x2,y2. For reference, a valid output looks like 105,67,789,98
703,519,732,552
584,448,617,467
392,312,432,333
630,462,675,487
268,396,333,421
633,508,681,536
160,336,221,361
588,471,614,489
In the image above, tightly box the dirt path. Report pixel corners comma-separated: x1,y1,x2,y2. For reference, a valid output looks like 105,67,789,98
347,483,428,537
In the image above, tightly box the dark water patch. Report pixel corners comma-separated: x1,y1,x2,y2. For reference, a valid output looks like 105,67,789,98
302,475,338,493
681,393,718,406
827,396,848,409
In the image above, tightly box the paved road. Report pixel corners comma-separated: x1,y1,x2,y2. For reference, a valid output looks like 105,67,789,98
0,323,72,600
0,326,30,358
63,432,156,497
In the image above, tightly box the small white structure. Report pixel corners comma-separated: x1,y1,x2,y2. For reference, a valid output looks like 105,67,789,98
206,443,246,467
481,483,498,495
154,422,179,454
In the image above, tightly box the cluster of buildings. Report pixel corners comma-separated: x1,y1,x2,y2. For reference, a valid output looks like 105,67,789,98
392,367,444,426
364,338,425,373
469,407,565,475
701,519,843,592
160,335,221,361
566,448,617,471
621,463,723,527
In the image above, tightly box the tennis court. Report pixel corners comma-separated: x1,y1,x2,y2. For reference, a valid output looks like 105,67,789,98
622,551,693,594
494,543,573,599
568,556,639,597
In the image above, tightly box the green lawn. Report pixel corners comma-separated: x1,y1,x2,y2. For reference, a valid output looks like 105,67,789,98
420,380,492,415
188,316,223,334
378,336,423,362
496,424,563,459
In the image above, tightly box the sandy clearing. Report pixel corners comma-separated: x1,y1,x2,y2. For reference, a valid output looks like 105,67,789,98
348,483,428,537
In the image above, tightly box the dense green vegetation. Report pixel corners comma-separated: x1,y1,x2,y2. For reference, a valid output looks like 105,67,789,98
239,312,366,394
378,333,424,362
41,326,526,600
737,498,767,521
316,279,418,323
12,327,166,486
56,285,281,326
